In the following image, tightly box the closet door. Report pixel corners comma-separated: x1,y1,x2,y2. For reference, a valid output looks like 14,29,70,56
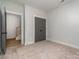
35,17,46,42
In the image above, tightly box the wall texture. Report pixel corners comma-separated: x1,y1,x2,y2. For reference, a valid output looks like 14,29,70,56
47,0,79,48
25,5,47,45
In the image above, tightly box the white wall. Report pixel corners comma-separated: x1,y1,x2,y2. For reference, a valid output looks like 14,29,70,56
7,13,21,39
5,1,23,13
25,5,47,45
48,0,79,48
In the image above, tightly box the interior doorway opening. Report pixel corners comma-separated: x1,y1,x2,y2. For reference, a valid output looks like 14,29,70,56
6,12,22,48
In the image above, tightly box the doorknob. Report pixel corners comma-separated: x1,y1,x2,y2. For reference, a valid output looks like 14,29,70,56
40,29,43,32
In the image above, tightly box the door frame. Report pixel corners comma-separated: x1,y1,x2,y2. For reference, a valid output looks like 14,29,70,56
6,10,25,45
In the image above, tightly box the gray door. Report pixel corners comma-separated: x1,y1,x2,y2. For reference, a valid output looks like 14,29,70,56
0,8,6,54
1,8,6,54
0,0,6,54
35,17,46,42
0,9,2,54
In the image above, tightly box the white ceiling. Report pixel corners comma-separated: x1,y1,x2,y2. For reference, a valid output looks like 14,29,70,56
27,0,60,11
7,0,72,11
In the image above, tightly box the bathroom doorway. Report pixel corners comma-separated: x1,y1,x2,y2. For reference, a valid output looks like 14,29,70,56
6,12,22,48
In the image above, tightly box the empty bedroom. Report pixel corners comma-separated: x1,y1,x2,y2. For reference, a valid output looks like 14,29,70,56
0,0,79,59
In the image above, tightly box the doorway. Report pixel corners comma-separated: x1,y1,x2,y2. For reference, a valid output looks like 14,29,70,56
0,3,24,54
6,12,21,48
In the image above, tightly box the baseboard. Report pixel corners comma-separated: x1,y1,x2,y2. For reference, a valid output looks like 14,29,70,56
28,41,34,45
49,39,79,49
25,41,34,45
7,38,16,40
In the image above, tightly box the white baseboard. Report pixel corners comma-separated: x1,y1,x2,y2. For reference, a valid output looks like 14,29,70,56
49,39,79,49
25,41,34,45
27,41,34,45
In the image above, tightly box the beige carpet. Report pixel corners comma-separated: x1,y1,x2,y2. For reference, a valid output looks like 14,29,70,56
1,40,79,59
